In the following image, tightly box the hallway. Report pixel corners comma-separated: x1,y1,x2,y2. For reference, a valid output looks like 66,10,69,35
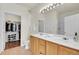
5,40,20,49
1,47,32,55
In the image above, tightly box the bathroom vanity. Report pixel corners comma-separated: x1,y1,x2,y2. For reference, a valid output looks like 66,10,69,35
30,33,79,55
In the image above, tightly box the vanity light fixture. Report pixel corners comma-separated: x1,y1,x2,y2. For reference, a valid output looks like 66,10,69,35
40,3,63,14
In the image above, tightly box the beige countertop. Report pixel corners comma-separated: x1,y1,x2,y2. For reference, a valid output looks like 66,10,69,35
31,32,79,50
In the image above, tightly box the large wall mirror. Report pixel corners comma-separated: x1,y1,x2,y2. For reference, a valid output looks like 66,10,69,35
64,13,79,37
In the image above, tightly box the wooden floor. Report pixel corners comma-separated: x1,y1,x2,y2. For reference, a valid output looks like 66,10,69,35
1,46,32,55
5,40,20,49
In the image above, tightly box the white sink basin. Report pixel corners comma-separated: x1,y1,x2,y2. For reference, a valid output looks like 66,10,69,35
39,33,65,40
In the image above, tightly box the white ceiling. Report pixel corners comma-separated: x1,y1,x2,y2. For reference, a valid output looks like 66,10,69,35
17,3,49,12
17,3,79,14
55,3,79,15
17,3,39,10
17,3,48,10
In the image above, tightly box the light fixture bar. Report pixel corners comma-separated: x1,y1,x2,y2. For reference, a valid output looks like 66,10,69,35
40,3,63,14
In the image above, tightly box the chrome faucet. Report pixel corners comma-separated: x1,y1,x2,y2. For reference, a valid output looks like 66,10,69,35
74,32,78,42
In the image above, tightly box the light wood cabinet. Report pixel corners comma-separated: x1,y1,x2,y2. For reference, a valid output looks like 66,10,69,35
39,39,46,46
46,41,58,55
39,45,46,54
30,36,79,55
39,39,46,55
30,36,39,55
58,46,79,55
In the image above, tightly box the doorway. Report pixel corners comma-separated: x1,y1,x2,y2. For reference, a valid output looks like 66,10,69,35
5,13,21,50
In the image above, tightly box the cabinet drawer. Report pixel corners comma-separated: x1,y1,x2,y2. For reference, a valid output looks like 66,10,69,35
46,41,58,55
58,46,79,55
39,39,46,46
39,45,46,55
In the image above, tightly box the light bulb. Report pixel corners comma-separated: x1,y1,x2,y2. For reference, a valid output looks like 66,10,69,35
56,3,61,6
50,4,53,6
42,10,45,13
53,6,56,8
49,6,52,10
46,7,50,11
41,10,44,14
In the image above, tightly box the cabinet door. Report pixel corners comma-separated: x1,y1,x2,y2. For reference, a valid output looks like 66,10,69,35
39,39,46,55
46,41,58,55
39,45,46,55
58,46,79,55
30,36,34,53
39,39,46,46
30,36,39,55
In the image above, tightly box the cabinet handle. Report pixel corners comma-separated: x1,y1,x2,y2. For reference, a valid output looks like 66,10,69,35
40,52,43,54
